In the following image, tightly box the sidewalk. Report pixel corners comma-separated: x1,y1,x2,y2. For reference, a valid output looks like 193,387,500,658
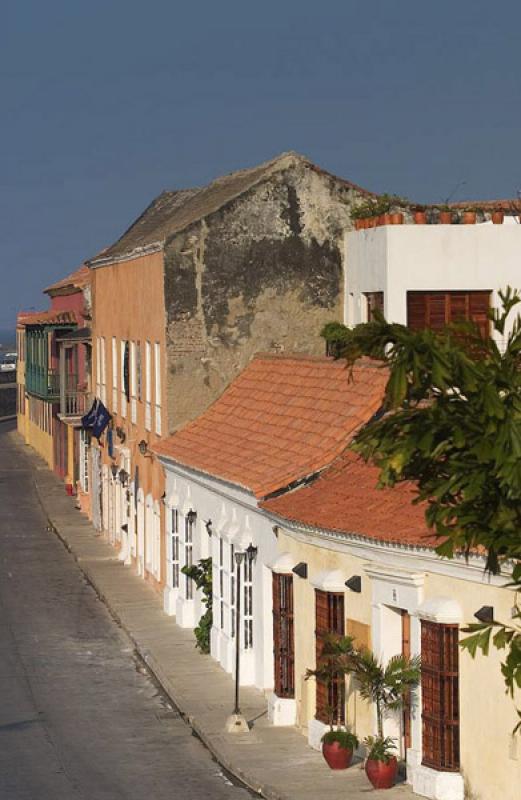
13,431,419,800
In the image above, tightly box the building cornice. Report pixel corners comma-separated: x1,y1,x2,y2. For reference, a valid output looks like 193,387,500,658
87,242,163,269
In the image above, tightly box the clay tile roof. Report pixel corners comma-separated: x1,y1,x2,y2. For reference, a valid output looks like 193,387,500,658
154,353,388,498
44,265,90,295
88,152,374,266
262,449,436,548
16,310,77,327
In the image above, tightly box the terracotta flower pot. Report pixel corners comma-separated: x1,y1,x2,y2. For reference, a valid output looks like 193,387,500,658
365,756,398,789
439,211,452,224
355,219,364,230
491,211,504,225
382,213,392,225
463,211,476,224
414,211,427,224
367,217,377,228
389,212,404,225
322,741,354,770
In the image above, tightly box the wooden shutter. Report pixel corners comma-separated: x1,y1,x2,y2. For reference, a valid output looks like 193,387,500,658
421,621,460,771
407,291,491,337
272,574,295,699
315,590,345,724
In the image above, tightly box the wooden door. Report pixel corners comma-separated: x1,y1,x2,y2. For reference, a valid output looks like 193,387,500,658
401,610,412,751
272,573,295,698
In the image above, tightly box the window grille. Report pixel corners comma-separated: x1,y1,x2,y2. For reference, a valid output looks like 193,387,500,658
315,590,345,724
184,513,194,600
154,342,161,435
230,544,235,638
112,337,118,413
80,429,90,493
145,341,151,431
130,342,137,423
218,537,224,629
273,573,295,698
421,621,460,771
121,340,129,416
243,555,253,649
170,508,179,588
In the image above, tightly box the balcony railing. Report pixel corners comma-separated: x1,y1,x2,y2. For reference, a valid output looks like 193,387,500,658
60,374,91,417
26,365,60,400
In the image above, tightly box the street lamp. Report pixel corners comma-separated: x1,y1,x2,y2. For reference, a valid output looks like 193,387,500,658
225,543,257,734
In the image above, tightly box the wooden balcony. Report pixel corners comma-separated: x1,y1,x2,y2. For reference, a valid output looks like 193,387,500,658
26,366,60,400
60,374,91,418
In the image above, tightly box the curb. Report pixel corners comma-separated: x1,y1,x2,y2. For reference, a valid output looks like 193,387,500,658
32,476,273,799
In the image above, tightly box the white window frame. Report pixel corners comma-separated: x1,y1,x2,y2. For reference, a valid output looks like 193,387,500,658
145,495,153,570
218,537,225,629
112,336,118,414
243,556,253,649
229,543,236,638
169,508,180,589
130,341,137,424
120,340,127,418
96,337,101,398
145,340,151,431
100,336,106,404
184,513,194,600
154,342,161,435
80,430,90,493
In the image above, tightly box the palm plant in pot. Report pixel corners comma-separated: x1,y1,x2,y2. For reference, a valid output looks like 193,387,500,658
305,634,359,769
353,650,421,789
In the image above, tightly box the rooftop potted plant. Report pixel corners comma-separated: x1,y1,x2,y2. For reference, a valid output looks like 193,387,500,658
353,650,421,789
491,208,505,224
305,634,359,769
462,206,477,224
437,204,453,224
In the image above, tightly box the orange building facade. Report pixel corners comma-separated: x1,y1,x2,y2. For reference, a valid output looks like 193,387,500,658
90,252,168,591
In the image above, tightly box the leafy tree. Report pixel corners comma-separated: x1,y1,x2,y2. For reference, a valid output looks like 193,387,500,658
322,288,521,730
181,557,212,653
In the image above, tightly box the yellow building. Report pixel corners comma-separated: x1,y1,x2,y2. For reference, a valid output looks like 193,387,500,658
263,451,520,800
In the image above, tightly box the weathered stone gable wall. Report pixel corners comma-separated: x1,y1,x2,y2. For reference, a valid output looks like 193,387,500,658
163,162,365,430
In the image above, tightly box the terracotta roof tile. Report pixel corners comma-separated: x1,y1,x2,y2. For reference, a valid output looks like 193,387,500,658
44,265,90,294
262,449,437,548
16,310,77,326
154,354,388,498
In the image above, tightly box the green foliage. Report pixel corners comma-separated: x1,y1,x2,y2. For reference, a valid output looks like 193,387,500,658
321,288,521,726
181,557,212,654
321,729,359,750
349,194,408,220
364,735,397,763
305,633,357,731
352,650,421,738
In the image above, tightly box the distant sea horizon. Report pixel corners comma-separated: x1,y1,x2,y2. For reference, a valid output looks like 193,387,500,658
0,329,16,350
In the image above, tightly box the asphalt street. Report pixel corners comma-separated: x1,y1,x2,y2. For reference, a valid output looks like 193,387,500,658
0,422,251,800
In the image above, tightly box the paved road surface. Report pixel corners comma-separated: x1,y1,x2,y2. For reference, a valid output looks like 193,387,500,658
0,423,250,800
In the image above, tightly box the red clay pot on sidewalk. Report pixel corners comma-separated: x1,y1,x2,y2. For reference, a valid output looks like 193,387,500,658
365,756,398,789
322,741,354,770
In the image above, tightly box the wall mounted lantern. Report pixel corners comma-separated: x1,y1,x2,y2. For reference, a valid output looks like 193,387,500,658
292,562,308,579
118,469,129,487
246,543,258,564
205,519,213,537
110,463,118,479
186,509,197,525
345,575,362,593
138,439,152,458
474,605,494,623
115,426,126,443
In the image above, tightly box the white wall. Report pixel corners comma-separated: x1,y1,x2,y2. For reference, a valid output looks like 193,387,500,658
160,459,280,691
345,224,521,343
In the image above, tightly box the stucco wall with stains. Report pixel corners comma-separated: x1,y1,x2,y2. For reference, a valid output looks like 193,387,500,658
163,162,365,429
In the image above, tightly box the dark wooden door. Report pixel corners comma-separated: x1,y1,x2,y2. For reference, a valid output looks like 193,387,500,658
272,573,295,698
315,590,345,724
421,621,460,771
401,610,412,751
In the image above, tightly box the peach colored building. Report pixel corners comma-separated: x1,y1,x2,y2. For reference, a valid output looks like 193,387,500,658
87,152,371,599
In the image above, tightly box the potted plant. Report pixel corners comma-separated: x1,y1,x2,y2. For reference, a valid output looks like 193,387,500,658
437,205,453,224
305,634,359,769
412,205,427,224
353,650,421,789
491,209,504,224
462,206,477,224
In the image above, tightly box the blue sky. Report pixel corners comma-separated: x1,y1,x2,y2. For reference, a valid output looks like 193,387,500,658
1,0,520,328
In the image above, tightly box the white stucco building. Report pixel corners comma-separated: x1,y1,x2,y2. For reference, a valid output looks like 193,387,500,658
344,221,521,341
154,353,388,725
